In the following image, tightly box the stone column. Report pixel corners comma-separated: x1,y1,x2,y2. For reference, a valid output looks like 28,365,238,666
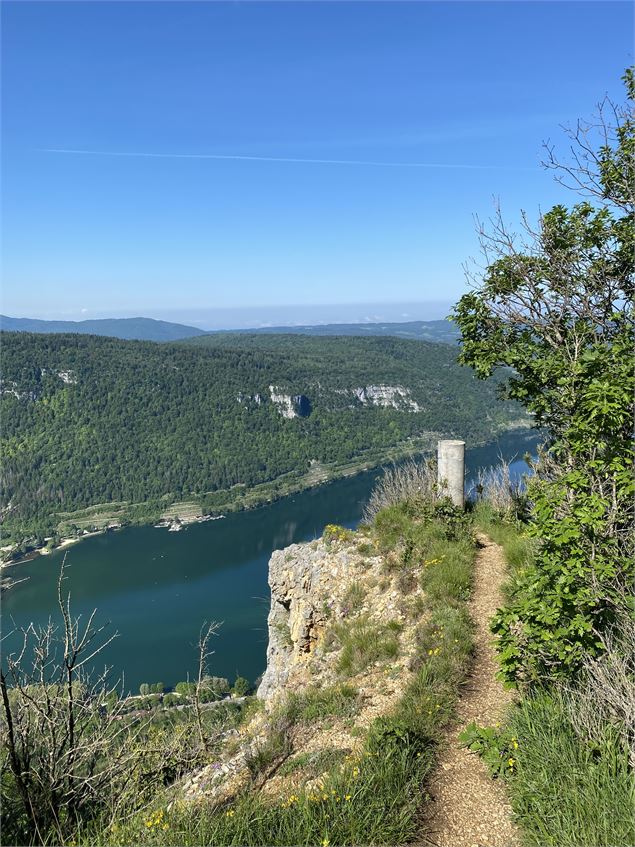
437,439,465,508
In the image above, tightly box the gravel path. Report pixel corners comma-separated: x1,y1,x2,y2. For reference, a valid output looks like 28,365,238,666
419,533,520,847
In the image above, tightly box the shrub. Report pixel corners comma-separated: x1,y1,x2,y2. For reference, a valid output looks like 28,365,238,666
459,722,519,778
472,458,528,522
454,70,635,684
363,458,438,523
323,524,354,545
232,676,251,697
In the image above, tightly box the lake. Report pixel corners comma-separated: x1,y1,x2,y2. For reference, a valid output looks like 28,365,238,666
2,430,540,694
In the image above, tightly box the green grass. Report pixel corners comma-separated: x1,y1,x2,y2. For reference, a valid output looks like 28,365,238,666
505,690,635,847
418,538,474,605
331,616,401,677
341,581,366,614
472,502,535,573
272,620,293,648
90,740,433,847
284,684,360,723
277,747,350,778
244,714,294,780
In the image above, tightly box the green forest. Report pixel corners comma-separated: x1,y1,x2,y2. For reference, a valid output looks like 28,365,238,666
1,332,523,546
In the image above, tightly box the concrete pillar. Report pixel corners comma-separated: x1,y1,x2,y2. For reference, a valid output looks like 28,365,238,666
437,439,465,508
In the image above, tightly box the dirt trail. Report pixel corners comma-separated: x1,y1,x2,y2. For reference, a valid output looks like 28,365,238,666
419,533,519,847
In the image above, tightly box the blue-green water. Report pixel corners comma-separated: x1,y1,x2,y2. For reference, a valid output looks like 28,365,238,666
2,431,539,693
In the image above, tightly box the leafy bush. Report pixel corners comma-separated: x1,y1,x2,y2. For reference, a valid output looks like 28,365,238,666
232,676,251,697
459,722,518,778
454,70,635,684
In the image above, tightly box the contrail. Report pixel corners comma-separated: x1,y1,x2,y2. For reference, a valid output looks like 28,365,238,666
39,147,536,171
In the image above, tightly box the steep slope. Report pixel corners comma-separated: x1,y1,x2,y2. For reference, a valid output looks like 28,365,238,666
1,332,524,544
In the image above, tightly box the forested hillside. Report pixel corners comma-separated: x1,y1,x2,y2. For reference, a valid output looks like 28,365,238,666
1,332,523,544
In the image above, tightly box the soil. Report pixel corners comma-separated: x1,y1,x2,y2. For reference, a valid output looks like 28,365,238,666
418,533,520,847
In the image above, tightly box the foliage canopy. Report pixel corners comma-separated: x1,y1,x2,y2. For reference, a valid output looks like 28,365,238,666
453,69,635,683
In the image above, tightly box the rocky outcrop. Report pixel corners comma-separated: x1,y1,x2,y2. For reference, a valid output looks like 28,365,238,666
0,381,38,401
180,528,425,806
268,386,312,419
257,542,332,701
237,383,422,417
353,385,422,412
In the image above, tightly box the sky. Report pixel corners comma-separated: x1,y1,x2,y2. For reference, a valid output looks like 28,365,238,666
1,1,632,329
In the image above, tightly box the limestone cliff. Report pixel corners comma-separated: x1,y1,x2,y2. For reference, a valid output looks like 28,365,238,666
257,541,332,701
180,525,426,804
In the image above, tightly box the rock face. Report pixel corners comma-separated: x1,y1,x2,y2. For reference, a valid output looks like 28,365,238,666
353,385,422,412
257,542,330,701
181,529,425,806
268,386,312,419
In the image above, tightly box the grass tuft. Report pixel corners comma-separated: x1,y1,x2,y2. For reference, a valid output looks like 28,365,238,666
505,690,635,847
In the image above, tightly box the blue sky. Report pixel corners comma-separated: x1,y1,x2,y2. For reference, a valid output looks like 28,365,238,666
1,1,632,328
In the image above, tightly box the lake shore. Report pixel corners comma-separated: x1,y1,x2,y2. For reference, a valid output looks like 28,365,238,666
1,423,537,568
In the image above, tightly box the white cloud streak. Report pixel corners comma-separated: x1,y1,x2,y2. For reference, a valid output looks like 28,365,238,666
40,147,537,171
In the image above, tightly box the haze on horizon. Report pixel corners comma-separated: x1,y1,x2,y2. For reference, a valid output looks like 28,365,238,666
1,1,631,323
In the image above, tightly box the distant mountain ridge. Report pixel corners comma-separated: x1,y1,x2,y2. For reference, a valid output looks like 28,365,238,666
2,315,459,344
0,315,207,342
218,319,459,344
